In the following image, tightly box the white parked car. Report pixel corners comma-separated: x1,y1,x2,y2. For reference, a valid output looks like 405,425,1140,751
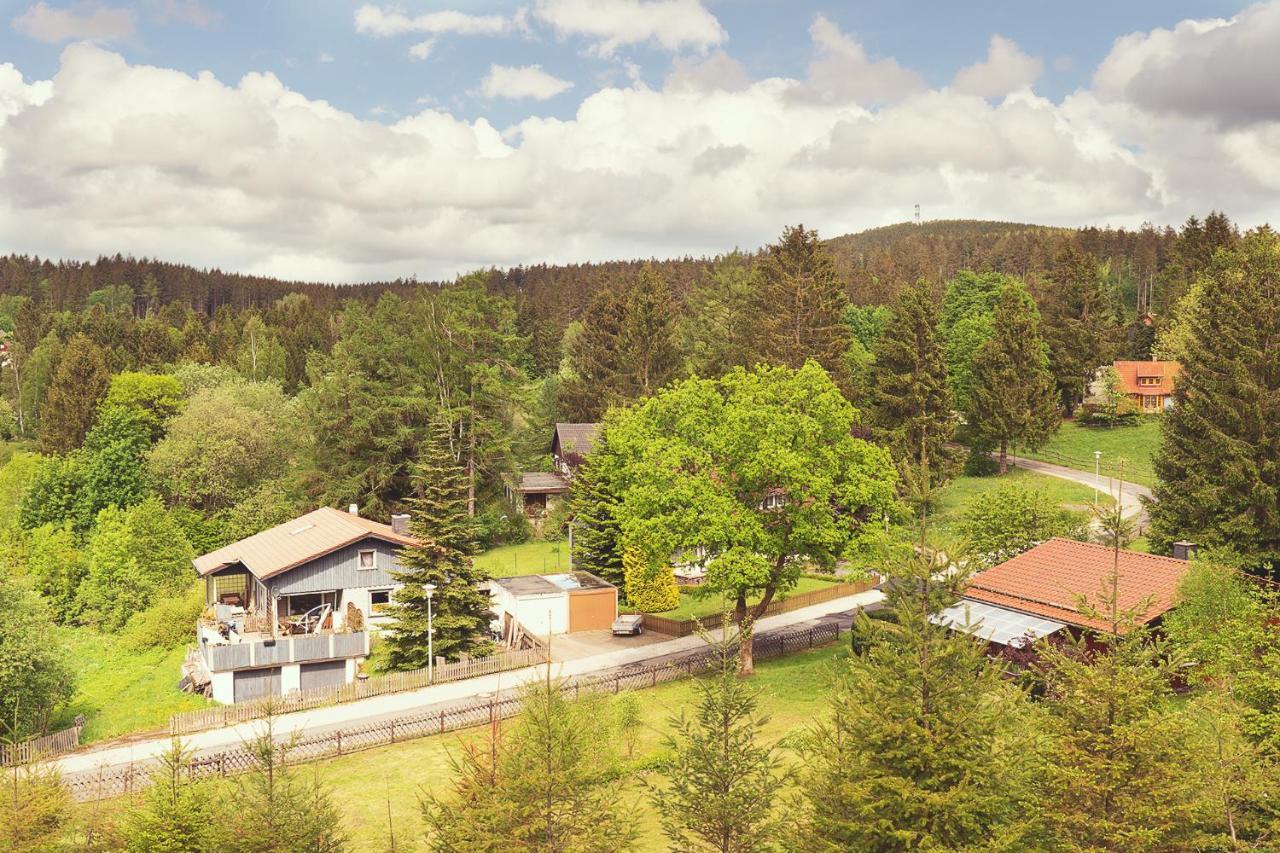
611,614,645,636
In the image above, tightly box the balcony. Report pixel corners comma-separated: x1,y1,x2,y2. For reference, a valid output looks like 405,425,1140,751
199,629,369,673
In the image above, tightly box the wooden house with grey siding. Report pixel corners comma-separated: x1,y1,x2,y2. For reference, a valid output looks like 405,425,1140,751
506,422,600,533
190,506,417,704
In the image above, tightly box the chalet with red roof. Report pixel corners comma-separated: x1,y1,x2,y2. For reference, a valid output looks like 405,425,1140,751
935,538,1192,648
1113,359,1181,413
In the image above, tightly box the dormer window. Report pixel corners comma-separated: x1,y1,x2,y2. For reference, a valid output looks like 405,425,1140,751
358,549,376,570
1138,376,1161,386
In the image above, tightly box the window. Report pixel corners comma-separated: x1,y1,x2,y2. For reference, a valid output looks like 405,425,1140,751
762,492,786,510
1138,376,1160,386
370,589,392,614
358,549,376,570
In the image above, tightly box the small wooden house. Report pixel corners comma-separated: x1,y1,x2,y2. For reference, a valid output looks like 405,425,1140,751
507,422,600,532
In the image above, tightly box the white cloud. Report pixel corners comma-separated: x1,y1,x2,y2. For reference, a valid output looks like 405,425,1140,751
952,34,1043,98
318,52,335,64
408,40,433,61
793,15,923,104
480,64,573,101
354,4,510,38
1,19,1279,284
534,0,725,56
11,2,134,44
149,0,219,28
1094,1,1280,127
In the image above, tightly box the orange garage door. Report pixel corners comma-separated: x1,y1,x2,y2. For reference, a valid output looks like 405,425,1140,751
568,588,617,632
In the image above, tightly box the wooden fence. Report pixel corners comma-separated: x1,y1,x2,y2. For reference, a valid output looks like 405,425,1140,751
169,639,549,736
643,578,878,637
66,621,840,802
2,718,84,767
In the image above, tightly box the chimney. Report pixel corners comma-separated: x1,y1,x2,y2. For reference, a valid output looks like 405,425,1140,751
391,513,410,535
348,503,359,516
1171,541,1199,561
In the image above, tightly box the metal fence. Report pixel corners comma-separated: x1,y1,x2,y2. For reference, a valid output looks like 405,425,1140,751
171,637,549,736
643,579,877,637
2,718,83,767
67,621,840,802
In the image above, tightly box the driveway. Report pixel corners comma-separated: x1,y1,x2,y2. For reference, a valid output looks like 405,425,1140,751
56,588,884,780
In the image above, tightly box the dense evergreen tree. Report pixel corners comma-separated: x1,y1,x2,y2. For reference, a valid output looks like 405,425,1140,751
648,622,785,852
1149,229,1280,566
421,678,637,851
967,281,1060,474
867,278,956,489
0,763,70,853
123,740,215,853
679,253,760,378
385,425,493,668
747,225,850,388
1040,244,1112,414
567,430,624,590
38,333,109,453
797,537,1028,848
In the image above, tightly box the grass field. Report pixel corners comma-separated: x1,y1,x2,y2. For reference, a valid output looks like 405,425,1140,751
89,641,842,851
54,627,211,743
474,539,571,578
1015,419,1162,488
928,468,1109,538
640,575,841,621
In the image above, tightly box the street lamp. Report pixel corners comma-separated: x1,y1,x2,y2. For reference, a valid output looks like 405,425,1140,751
425,583,437,683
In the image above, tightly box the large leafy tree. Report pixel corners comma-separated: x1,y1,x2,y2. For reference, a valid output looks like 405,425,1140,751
38,333,110,453
1149,229,1280,565
747,225,850,388
939,270,1007,412
605,361,898,674
797,540,1029,849
967,281,1060,474
0,573,75,739
385,422,493,669
868,277,956,489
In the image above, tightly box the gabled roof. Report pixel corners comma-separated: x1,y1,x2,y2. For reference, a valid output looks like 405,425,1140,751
1113,360,1180,396
513,472,571,494
552,422,600,458
962,538,1191,633
193,507,416,581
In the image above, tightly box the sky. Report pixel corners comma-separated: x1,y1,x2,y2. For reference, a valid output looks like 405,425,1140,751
0,0,1275,282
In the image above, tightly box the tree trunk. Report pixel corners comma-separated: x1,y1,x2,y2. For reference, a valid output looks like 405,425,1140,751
735,593,753,677
998,439,1009,475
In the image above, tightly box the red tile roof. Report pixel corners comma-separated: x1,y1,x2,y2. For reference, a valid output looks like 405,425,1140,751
1113,360,1180,396
962,538,1191,633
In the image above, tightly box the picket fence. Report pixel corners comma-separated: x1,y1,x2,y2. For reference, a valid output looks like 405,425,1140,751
642,578,878,637
1,718,84,767
65,621,840,802
169,639,549,736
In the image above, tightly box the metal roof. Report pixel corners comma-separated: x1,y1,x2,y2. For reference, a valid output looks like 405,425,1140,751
553,422,600,457
933,599,1067,648
193,507,416,581
494,571,615,597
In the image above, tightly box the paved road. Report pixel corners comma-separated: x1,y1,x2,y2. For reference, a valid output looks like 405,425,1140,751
1005,454,1153,529
56,589,884,779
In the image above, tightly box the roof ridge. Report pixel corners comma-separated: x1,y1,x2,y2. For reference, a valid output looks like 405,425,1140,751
1041,537,1187,567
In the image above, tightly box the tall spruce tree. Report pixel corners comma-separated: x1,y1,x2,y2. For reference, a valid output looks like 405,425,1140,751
123,740,214,853
38,333,109,454
647,619,785,852
1040,244,1112,415
748,225,850,388
567,429,624,590
385,421,493,669
796,519,1028,848
967,281,1060,474
1149,229,1280,565
617,264,680,398
868,277,956,490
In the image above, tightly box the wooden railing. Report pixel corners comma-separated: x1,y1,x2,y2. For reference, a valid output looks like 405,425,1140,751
70,621,841,801
171,639,548,736
642,578,879,637
2,718,84,766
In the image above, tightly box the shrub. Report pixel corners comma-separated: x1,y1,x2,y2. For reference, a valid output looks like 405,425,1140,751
960,483,1089,567
118,583,206,652
623,546,679,612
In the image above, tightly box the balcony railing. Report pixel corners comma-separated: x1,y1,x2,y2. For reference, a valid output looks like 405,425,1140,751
200,631,369,672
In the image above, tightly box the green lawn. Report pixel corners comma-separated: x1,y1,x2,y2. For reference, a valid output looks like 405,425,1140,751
929,468,1110,538
283,642,843,850
638,575,842,621
54,627,212,743
1015,419,1162,488
474,539,571,578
